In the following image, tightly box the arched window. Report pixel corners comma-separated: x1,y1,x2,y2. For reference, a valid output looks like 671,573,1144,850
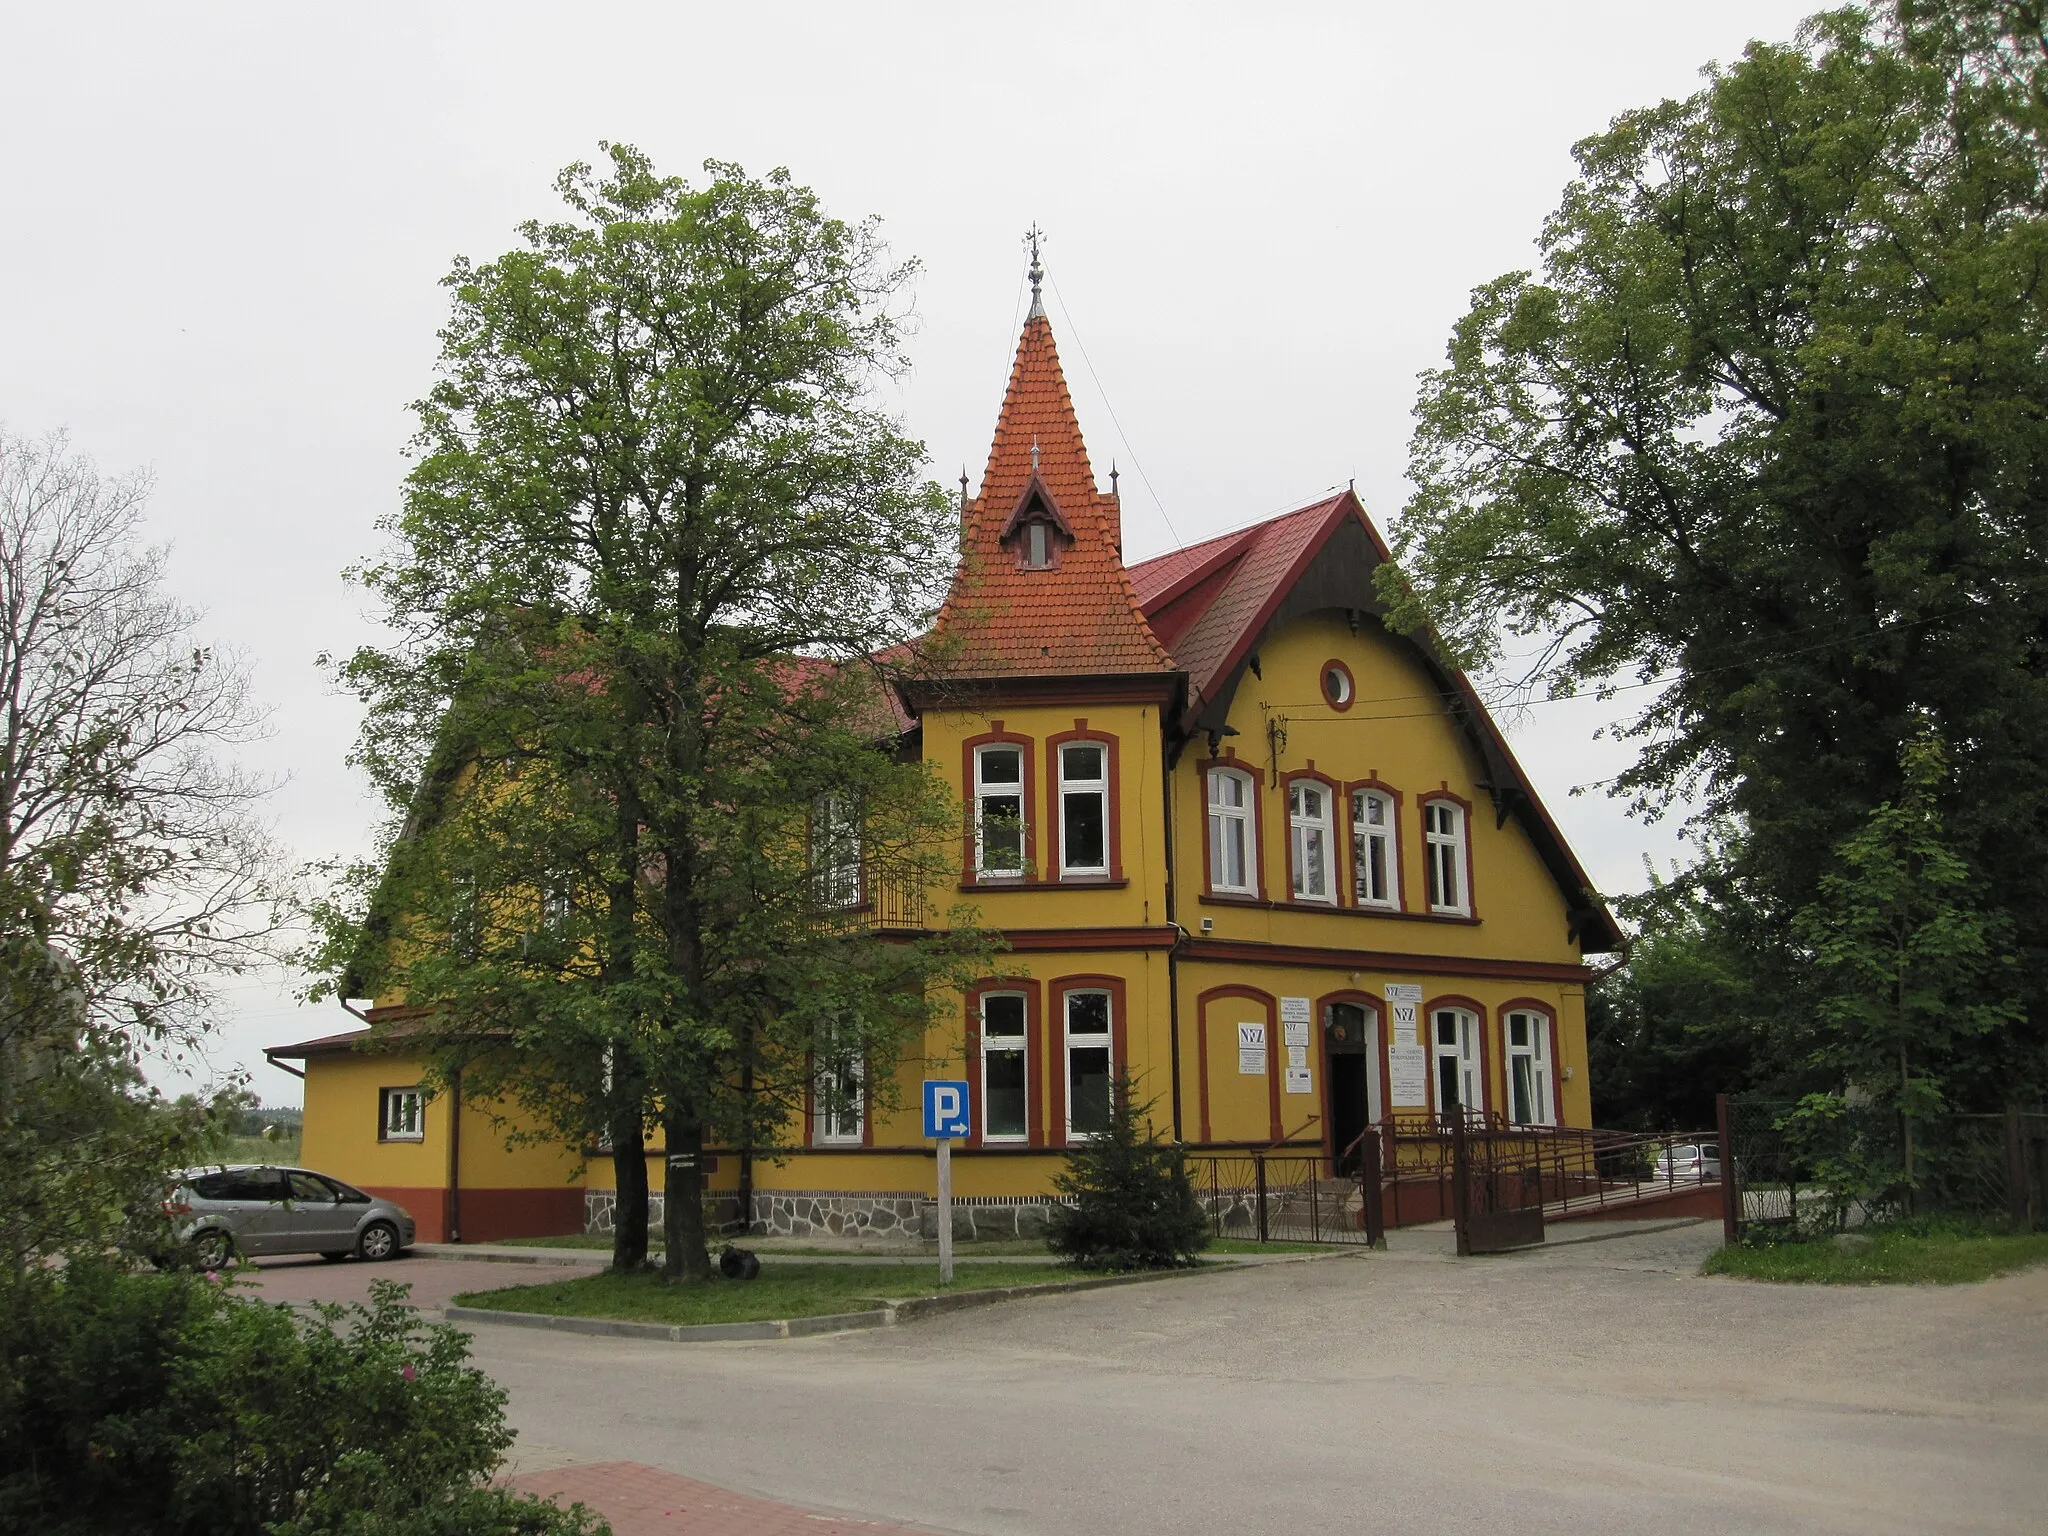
1504,1009,1556,1126
1288,779,1334,903
1206,767,1256,895
1351,788,1396,908
1431,1006,1481,1121
1423,798,1469,915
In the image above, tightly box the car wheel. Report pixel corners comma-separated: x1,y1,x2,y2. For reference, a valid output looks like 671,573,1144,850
319,1251,351,1263
357,1221,401,1262
191,1229,234,1270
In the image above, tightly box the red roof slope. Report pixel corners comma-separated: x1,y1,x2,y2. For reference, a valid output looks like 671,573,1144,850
924,313,1175,681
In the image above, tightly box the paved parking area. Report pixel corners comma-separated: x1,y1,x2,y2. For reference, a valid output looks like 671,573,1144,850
235,1250,599,1311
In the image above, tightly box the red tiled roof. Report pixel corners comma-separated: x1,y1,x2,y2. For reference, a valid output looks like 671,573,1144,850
924,314,1175,680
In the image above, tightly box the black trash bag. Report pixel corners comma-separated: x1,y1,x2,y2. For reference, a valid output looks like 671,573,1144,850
718,1244,760,1280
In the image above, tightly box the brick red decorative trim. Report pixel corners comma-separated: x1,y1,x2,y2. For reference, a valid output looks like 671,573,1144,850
1045,720,1124,882
1278,764,1342,909
1419,787,1480,920
1178,936,1593,983
962,724,1036,886
901,675,1180,712
1341,777,1406,912
1048,974,1128,1146
1496,996,1563,1127
1196,752,1267,901
1319,657,1356,712
1194,983,1280,1144
997,926,1177,951
1312,989,1382,1161
965,976,1044,1149
1422,993,1490,1118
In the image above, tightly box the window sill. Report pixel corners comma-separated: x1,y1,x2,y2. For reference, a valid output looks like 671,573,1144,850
378,1136,425,1144
959,876,1130,892
1196,894,1480,926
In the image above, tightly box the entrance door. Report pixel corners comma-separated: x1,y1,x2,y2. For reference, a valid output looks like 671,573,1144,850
1324,1003,1379,1173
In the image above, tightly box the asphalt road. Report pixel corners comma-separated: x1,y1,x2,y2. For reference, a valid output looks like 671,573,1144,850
411,1223,2048,1536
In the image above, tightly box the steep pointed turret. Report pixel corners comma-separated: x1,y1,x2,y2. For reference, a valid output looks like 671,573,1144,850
923,258,1175,686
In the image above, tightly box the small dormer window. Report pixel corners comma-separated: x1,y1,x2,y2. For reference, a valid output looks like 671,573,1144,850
1025,521,1051,569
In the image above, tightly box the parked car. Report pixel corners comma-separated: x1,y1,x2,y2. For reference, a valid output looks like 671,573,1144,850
163,1165,415,1266
1651,1142,1722,1182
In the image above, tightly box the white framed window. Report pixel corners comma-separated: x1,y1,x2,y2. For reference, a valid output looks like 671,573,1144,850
1351,789,1396,908
1432,1008,1482,1120
379,1088,424,1142
1424,799,1469,915
1206,767,1256,895
1289,780,1334,903
813,793,862,908
1064,989,1113,1139
1057,742,1109,877
974,744,1026,878
813,1034,865,1145
981,992,1029,1142
1505,1010,1555,1126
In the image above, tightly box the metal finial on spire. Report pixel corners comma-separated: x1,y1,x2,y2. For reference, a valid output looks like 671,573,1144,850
1030,435,1041,473
1024,223,1046,320
1109,461,1120,497
960,467,970,512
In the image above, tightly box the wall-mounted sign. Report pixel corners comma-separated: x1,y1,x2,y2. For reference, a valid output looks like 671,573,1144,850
1284,1066,1314,1095
1388,1043,1429,1107
1238,1022,1267,1075
1280,996,1312,1025
1282,1018,1310,1049
1286,1045,1308,1070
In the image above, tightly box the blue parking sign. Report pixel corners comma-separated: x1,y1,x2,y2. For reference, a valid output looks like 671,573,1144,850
923,1079,970,1139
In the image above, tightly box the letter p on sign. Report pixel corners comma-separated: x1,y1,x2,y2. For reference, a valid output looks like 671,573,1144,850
923,1079,970,1139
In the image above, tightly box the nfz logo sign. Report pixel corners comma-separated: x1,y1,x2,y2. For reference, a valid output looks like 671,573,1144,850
923,1080,970,1139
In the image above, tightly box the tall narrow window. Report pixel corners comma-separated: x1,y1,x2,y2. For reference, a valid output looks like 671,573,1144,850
1058,742,1108,877
1024,521,1051,569
814,1031,864,1145
1432,1008,1481,1121
813,793,861,907
1207,767,1256,894
1064,989,1113,1139
1289,780,1333,903
1351,789,1396,908
1505,1010,1555,1126
1424,799,1468,915
974,745,1026,878
981,992,1029,1142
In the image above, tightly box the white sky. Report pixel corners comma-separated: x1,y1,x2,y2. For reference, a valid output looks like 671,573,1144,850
1,2,1816,1105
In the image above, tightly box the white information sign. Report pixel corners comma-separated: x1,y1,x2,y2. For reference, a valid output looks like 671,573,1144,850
1284,1066,1314,1095
1282,1018,1310,1049
1238,1021,1267,1075
1389,1003,1419,1046
1383,983,1423,1004
1286,1045,1308,1070
1388,1042,1429,1107
1280,996,1312,1025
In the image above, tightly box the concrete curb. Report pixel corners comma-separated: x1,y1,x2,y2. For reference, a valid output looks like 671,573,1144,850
409,1246,605,1268
443,1261,1228,1344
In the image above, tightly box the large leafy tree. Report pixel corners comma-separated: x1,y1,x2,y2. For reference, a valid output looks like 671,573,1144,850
1389,1,2048,1104
321,148,986,1281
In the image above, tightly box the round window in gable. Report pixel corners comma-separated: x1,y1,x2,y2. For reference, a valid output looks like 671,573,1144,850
1321,659,1355,711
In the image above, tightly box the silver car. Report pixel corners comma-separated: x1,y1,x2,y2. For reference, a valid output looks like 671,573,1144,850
165,1165,415,1266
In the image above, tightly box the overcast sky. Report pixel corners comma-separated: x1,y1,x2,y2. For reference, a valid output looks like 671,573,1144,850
2,2,1817,1104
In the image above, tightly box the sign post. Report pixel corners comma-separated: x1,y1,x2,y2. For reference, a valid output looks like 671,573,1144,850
923,1080,969,1284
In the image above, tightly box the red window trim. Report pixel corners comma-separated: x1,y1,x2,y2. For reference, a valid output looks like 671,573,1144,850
1421,993,1490,1119
1279,764,1341,908
1319,657,1356,712
1197,752,1267,901
1045,720,1124,882
1342,777,1406,912
1193,983,1281,1145
1418,788,1479,920
1497,996,1563,1127
962,724,1036,886
1312,990,1384,1162
964,977,1045,1150
1047,974,1129,1147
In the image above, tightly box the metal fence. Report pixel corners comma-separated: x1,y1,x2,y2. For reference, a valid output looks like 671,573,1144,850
1719,1095,2048,1240
1183,1154,1381,1246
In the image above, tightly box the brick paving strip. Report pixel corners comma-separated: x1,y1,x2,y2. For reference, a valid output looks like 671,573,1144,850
504,1459,934,1535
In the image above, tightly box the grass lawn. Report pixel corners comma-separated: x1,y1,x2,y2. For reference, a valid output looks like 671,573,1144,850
452,1261,1109,1325
1704,1228,2048,1285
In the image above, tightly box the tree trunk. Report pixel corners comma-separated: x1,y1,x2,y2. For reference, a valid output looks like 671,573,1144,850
609,1101,649,1272
661,1109,712,1281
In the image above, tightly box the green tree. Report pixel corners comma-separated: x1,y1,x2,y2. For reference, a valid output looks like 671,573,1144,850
1045,1073,1208,1271
319,146,990,1282
1387,1,2048,1104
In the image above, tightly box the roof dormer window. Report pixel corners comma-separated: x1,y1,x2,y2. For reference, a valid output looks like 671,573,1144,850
1024,521,1052,569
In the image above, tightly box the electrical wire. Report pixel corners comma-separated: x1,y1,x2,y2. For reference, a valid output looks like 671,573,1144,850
1044,273,1184,549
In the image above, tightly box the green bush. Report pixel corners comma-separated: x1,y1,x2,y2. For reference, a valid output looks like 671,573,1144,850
0,1265,605,1536
1045,1073,1208,1271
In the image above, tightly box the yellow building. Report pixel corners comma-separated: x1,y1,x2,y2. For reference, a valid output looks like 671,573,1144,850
272,270,1620,1243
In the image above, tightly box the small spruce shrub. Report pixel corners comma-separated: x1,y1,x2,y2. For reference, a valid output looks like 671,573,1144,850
1045,1072,1209,1271
0,1264,606,1536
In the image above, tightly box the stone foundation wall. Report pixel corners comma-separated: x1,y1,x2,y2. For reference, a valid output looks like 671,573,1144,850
581,1188,1064,1243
